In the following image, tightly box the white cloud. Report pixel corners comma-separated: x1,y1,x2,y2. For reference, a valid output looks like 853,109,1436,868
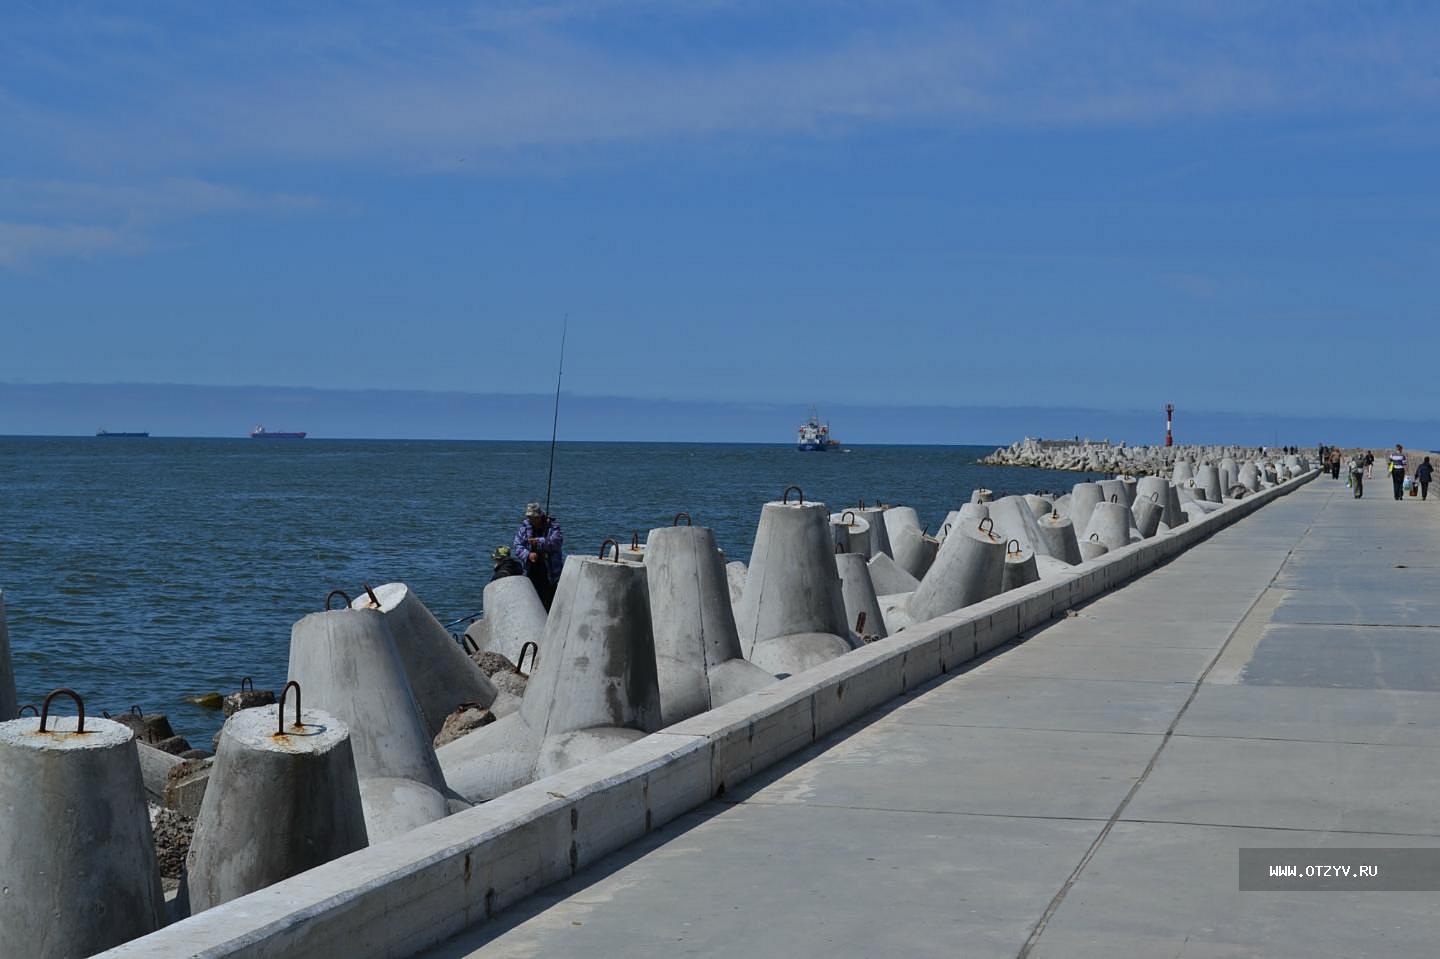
0,222,140,270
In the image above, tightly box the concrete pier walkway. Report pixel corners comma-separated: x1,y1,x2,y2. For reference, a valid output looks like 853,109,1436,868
423,477,1440,959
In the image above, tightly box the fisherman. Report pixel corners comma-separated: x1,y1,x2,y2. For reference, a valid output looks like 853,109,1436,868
489,545,523,582
512,503,564,610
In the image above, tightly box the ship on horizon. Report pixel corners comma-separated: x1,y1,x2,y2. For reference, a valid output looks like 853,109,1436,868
797,407,840,451
96,429,149,438
249,425,307,440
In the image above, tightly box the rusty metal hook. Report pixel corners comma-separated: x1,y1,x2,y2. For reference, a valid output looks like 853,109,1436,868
841,510,856,526
277,680,303,735
130,705,143,717
239,677,254,694
1090,532,1100,541
673,512,692,526
782,485,804,505
39,688,85,734
517,641,538,675
460,633,479,654
978,517,995,535
363,583,382,608
1007,539,1022,556
942,522,952,536
18,704,37,717
630,531,640,550
599,539,620,561
325,589,352,611
1110,494,1118,502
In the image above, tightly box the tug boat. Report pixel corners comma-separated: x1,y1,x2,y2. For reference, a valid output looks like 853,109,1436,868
249,425,307,440
797,408,840,451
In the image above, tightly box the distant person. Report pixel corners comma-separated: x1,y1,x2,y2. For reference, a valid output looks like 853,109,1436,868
1330,448,1342,480
1388,444,1408,501
1364,450,1375,479
489,545,523,582
1349,451,1365,499
1418,457,1434,502
512,502,564,610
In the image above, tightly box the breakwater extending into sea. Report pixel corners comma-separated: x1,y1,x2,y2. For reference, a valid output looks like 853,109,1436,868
0,437,1102,743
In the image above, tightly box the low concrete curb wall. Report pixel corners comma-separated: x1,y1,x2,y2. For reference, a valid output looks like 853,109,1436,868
101,470,1317,959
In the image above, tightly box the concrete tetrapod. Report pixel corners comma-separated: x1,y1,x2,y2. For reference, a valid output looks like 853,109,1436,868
645,525,775,725
1050,493,1072,518
1069,483,1105,549
1084,501,1133,551
186,694,368,912
836,552,887,640
1239,462,1262,492
0,692,163,958
1079,535,1110,561
848,505,893,559
0,590,16,720
1097,478,1129,508
736,493,856,676
970,488,994,504
1023,494,1053,518
908,518,1005,622
1001,541,1040,592
891,525,939,580
829,520,852,554
288,608,454,842
987,495,1050,558
1197,464,1225,504
351,583,501,735
829,511,871,557
438,553,662,802
1035,511,1082,565
479,575,548,666
1219,457,1239,493
1135,476,1185,529
726,561,747,609
1173,458,1195,485
867,552,921,595
1131,495,1163,538
882,506,921,546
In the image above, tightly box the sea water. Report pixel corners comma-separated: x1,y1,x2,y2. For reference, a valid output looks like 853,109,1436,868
0,437,1102,742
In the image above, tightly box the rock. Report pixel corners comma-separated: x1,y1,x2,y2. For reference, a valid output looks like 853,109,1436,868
148,804,195,881
432,703,496,748
187,692,224,710
178,748,211,761
164,757,213,819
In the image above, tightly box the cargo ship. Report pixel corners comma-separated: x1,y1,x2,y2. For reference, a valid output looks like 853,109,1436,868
797,408,839,451
96,429,149,438
249,425,307,440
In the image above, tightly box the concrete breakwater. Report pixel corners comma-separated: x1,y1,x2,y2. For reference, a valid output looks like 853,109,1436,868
16,449,1309,959
982,438,1305,474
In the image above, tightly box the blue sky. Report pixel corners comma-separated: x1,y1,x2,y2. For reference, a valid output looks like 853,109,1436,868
2,1,1438,433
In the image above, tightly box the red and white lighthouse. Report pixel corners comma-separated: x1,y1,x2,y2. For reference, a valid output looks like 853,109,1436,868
1165,404,1174,447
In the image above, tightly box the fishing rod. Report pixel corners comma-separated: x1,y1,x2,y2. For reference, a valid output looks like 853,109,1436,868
544,315,568,515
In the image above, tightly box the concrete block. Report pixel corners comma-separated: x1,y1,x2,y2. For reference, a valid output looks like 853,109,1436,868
666,684,816,795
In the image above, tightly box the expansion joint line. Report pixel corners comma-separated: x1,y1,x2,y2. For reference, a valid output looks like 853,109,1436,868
1014,488,1328,959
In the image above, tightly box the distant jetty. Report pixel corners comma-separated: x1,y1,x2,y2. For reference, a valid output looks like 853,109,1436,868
982,437,1290,474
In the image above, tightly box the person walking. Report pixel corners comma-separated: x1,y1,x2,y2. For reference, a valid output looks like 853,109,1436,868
512,502,565,610
1349,451,1365,498
1388,444,1408,501
1330,448,1342,480
1417,456,1434,502
1364,450,1375,479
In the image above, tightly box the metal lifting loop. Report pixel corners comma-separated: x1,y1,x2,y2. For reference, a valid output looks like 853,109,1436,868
130,705,143,717
673,512,692,526
978,517,995,535
517,641,538,675
782,485,804,505
461,633,479,655
39,688,85,734
1110,494,1118,502
630,531,640,550
1150,492,1160,502
277,680,303,735
18,704,37,717
1090,532,1100,541
942,522,952,536
363,583,382,608
1007,539,1022,556
858,498,866,509
325,589,352,611
240,677,255,694
599,539,620,561
841,510,856,526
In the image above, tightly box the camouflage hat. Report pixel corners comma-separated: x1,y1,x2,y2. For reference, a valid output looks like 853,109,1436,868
525,502,544,519
491,545,512,562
